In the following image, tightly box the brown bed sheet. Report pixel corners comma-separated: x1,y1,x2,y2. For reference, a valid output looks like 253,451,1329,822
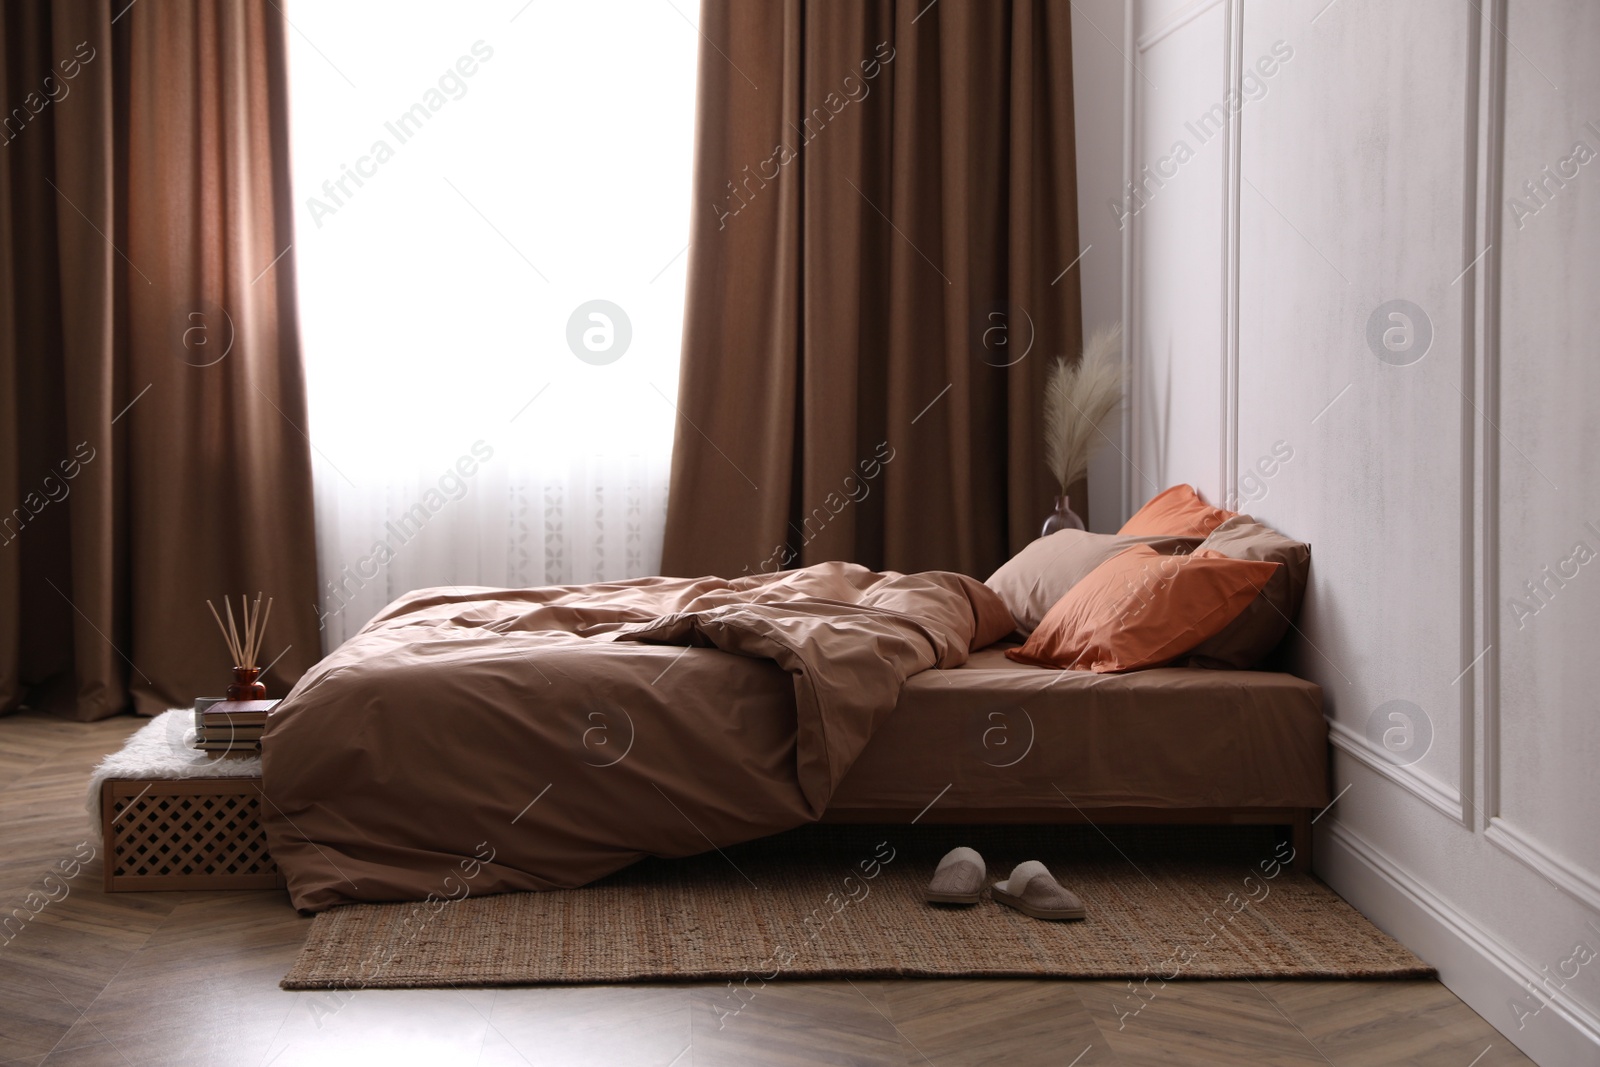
829,646,1328,814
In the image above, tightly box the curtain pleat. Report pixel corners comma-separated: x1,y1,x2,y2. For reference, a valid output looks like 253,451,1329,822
661,0,1083,580
0,0,320,720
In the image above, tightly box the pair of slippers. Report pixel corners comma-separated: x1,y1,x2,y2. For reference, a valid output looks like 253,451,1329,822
925,846,1086,921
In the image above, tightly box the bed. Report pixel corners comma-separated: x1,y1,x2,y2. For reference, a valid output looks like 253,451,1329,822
824,645,1325,867
260,561,1326,912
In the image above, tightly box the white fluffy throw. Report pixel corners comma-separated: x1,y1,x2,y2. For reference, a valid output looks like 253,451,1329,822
85,709,262,828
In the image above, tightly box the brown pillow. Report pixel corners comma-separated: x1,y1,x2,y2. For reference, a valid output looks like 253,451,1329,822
985,529,1203,636
1184,514,1311,669
1005,547,1279,672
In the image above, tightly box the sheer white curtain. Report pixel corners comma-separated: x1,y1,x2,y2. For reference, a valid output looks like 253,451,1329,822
285,2,697,649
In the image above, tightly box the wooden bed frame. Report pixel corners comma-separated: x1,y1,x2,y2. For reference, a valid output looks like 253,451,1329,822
821,805,1315,873
97,771,1315,894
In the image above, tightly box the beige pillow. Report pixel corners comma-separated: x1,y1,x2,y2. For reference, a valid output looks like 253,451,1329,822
985,529,1203,636
1184,514,1311,669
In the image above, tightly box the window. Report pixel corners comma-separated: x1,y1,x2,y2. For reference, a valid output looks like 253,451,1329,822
285,0,698,647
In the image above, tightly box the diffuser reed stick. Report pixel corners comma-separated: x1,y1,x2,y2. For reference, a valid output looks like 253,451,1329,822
206,593,274,669
255,599,272,664
243,594,258,669
207,600,240,663
224,598,243,665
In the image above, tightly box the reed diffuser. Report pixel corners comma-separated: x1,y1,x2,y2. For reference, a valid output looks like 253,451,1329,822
1040,323,1124,536
207,593,274,700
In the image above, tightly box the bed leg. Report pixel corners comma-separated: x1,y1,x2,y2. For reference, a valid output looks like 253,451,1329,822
1291,809,1313,873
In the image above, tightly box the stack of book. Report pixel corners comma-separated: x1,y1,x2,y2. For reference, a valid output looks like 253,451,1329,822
192,699,280,755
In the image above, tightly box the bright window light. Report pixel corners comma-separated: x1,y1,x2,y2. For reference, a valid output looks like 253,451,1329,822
284,0,698,472
284,1,699,646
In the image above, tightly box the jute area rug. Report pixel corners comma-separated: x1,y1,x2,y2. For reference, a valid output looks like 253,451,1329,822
281,826,1431,989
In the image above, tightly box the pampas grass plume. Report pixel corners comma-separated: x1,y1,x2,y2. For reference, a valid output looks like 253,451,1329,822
1043,323,1124,493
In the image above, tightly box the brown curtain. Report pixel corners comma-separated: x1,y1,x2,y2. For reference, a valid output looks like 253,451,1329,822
0,1,320,720
661,0,1083,580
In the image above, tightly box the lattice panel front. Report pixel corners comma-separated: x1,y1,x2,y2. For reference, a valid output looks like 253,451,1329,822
102,780,285,891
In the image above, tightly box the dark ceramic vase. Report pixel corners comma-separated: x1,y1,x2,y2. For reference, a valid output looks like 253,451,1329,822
226,666,266,701
1040,494,1086,537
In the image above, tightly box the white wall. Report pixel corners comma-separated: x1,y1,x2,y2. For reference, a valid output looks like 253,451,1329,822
1071,0,1130,532
1124,1,1600,1063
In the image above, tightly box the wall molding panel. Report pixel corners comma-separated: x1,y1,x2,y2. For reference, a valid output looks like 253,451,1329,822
1135,0,1227,53
1478,0,1508,827
1130,0,1600,1059
1220,0,1242,506
1453,0,1485,835
1323,821,1600,1064
1120,0,1139,521
1485,818,1600,917
1328,720,1465,824
1474,0,1600,928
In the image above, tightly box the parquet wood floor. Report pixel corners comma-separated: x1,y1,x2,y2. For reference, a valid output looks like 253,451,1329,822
0,711,1532,1066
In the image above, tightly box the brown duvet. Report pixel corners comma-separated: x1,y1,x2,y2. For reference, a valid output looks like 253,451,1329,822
261,563,1016,911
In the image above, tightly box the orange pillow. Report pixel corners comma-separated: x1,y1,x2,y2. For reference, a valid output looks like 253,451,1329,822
1119,485,1235,538
1006,546,1278,672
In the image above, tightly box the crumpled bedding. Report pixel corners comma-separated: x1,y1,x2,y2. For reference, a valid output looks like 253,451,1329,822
260,562,1015,911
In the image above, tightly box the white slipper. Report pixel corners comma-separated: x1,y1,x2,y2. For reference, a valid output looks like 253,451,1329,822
991,860,1086,921
925,846,986,905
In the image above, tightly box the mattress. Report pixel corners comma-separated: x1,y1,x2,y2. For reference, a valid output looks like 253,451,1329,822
829,646,1328,814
